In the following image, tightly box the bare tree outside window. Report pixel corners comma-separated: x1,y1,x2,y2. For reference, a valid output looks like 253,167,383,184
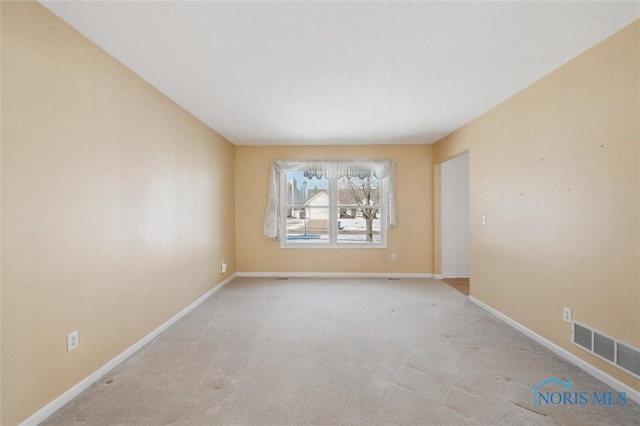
338,171,380,242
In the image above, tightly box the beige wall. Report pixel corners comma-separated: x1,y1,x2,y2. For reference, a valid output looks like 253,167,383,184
0,1,3,421
236,145,433,274
434,20,639,390
1,3,236,424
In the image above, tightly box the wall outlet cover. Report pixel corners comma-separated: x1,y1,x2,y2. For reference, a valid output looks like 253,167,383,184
67,330,79,352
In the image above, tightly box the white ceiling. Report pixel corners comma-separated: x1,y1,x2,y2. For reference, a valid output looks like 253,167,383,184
41,1,639,146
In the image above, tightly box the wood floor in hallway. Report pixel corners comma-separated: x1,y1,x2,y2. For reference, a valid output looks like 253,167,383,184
442,277,470,296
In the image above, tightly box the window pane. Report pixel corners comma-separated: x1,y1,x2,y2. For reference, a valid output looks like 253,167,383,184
337,208,381,243
286,208,329,243
338,173,379,206
285,171,329,206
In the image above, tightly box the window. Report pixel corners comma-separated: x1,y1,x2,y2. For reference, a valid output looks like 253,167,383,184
264,160,397,248
283,171,331,244
337,172,381,244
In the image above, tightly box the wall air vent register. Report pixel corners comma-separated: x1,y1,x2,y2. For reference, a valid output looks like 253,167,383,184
572,321,640,379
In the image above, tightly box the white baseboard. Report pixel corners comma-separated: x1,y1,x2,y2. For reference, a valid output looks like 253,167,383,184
21,274,237,426
468,296,640,405
236,272,434,279
442,273,470,279
434,273,470,279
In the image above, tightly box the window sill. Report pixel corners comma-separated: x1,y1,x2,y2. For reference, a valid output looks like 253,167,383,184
280,242,387,249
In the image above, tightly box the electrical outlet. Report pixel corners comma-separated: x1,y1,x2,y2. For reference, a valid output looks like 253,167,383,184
67,330,79,352
481,215,487,226
563,307,572,323
221,260,227,274
391,253,397,261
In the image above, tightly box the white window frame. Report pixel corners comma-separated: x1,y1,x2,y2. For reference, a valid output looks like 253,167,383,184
280,169,387,249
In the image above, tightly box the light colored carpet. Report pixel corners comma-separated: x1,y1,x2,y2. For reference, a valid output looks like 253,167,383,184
43,277,640,425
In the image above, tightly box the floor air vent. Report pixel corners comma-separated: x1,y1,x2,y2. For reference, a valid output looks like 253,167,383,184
572,321,640,379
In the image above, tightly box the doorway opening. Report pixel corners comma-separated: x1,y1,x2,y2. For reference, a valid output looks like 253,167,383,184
440,152,470,295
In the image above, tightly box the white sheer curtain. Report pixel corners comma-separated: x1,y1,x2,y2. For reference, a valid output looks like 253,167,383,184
264,159,397,240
